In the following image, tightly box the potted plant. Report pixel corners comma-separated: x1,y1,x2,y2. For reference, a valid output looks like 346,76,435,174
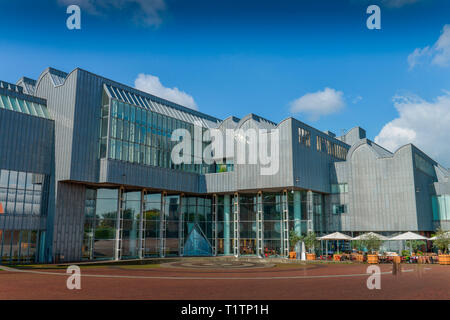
362,234,382,264
289,230,302,259
410,240,426,263
352,240,365,262
401,249,410,263
432,228,450,265
333,247,342,261
301,232,318,260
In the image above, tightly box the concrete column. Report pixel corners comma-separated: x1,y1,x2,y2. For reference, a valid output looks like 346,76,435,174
223,194,231,255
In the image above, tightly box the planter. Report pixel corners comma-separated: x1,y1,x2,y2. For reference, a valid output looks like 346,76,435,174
289,251,297,259
333,254,342,261
306,253,316,261
367,254,379,264
438,254,450,265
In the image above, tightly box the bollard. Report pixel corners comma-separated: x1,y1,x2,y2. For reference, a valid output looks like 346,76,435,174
392,261,401,275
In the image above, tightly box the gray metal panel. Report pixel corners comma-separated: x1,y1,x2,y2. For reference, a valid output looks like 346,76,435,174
202,172,236,193
292,118,349,193
100,159,200,193
0,108,53,174
52,182,86,262
330,142,423,232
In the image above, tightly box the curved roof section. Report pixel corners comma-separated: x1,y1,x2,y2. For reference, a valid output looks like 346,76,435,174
346,139,394,161
236,113,277,130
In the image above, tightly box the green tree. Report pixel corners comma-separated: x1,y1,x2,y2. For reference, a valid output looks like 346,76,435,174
301,232,318,253
432,228,450,254
410,240,426,253
352,239,364,251
361,234,382,254
289,230,302,251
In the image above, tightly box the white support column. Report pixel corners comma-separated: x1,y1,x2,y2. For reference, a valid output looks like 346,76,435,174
178,194,185,256
307,190,314,233
138,189,145,259
282,189,290,258
159,192,167,258
212,194,218,256
257,191,264,257
114,187,125,261
233,192,240,257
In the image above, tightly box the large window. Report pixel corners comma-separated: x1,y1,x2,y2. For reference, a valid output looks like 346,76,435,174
0,169,49,216
83,188,119,260
331,183,348,194
332,204,347,214
316,135,348,160
298,128,311,147
0,230,40,263
0,92,50,119
143,193,161,257
432,195,450,221
104,97,217,174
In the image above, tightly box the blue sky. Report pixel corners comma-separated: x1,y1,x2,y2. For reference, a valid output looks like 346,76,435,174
1,0,450,165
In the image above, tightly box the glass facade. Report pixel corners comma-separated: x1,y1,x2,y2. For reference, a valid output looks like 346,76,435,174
102,96,221,174
82,188,118,260
262,193,282,256
0,169,49,263
81,189,322,260
239,194,258,255
143,192,161,257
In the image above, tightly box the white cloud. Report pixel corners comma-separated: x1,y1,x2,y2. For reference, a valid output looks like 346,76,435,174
375,92,450,166
352,95,363,104
58,0,166,26
135,74,198,110
408,25,450,69
381,0,421,8
289,87,345,121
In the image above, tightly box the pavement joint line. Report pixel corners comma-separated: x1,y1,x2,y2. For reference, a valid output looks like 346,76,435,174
0,265,415,280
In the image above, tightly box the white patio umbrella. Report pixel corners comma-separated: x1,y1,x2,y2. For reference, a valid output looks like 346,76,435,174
389,232,429,254
352,232,388,240
318,232,353,240
318,232,353,256
352,232,388,253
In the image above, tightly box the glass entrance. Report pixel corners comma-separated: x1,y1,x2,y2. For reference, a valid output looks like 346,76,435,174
183,223,212,256
182,196,213,256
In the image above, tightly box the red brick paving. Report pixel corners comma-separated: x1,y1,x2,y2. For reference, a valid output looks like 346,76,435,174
0,263,448,300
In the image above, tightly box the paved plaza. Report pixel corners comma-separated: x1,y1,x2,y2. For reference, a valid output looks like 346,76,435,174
1,259,448,300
